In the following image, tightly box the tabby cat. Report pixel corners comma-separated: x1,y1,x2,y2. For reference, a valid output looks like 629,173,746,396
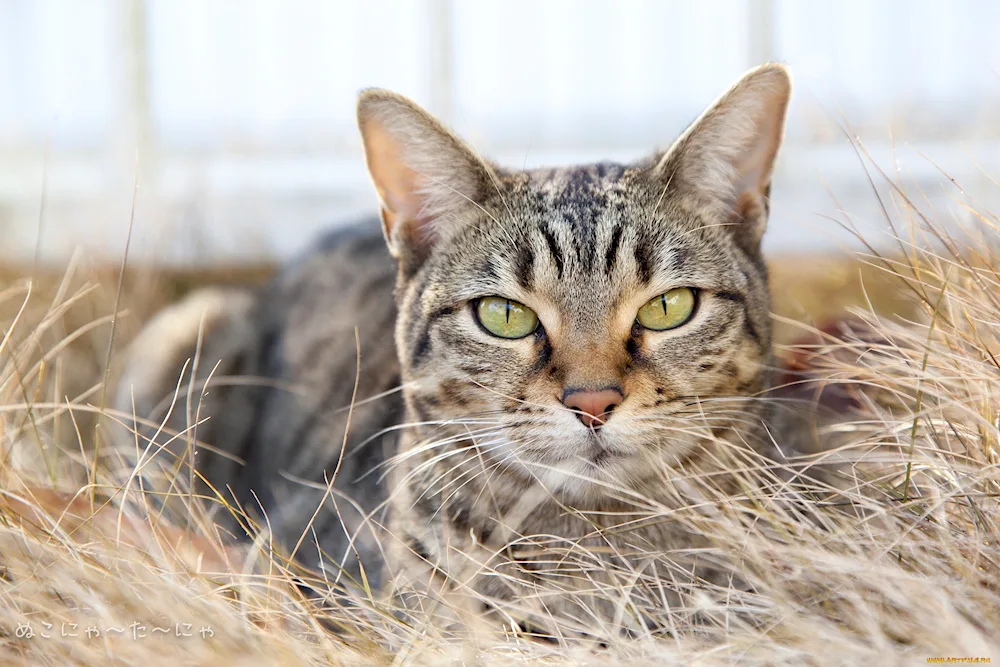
118,63,792,630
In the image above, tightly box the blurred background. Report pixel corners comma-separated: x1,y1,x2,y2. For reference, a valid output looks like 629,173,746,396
2,0,1000,266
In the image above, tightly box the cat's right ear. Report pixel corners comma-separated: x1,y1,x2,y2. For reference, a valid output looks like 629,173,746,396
651,63,791,252
357,90,497,264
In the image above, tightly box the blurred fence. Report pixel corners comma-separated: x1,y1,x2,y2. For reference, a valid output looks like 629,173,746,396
2,0,1000,264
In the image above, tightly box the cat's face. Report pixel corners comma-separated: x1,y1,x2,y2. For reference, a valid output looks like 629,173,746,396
359,65,791,498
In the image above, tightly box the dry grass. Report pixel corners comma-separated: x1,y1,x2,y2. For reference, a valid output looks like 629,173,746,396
0,175,998,664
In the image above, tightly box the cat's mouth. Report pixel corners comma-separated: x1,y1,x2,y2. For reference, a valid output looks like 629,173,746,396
581,434,630,466
589,448,621,466
548,442,626,469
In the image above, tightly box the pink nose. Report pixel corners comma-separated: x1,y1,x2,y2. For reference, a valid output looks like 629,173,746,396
562,388,624,429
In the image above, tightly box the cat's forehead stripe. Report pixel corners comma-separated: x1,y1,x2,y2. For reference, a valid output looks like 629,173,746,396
603,222,624,275
538,222,565,279
510,163,634,281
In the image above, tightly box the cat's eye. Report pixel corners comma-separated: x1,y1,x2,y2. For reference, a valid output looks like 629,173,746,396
636,287,697,331
475,297,539,339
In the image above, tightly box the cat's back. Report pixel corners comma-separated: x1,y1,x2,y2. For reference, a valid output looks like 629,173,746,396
250,219,403,472
117,218,403,580
273,220,396,328
122,218,400,423
251,219,401,450
260,221,399,379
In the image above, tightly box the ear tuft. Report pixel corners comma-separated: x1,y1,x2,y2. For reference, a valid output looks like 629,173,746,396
357,90,496,262
654,63,792,248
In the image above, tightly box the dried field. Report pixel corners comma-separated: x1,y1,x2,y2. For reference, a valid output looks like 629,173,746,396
0,220,996,665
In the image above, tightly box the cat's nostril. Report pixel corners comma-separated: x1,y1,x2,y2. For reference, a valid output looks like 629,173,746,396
562,387,625,429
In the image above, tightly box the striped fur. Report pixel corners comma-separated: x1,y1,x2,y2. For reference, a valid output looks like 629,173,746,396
118,64,793,624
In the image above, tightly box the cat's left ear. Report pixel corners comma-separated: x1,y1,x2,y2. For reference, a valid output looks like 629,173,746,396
653,63,791,250
357,89,497,265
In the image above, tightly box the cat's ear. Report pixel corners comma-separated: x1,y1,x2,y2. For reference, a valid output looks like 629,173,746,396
357,89,497,262
653,63,791,249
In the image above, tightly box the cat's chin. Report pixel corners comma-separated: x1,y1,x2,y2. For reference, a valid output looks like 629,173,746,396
518,452,651,504
509,428,707,504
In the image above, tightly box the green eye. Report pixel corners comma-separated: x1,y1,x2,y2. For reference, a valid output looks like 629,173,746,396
475,297,539,339
636,287,697,331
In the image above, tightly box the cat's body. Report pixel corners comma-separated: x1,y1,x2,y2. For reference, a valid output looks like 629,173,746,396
119,224,403,588
118,65,793,628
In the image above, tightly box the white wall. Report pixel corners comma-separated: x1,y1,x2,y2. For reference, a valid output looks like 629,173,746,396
1,0,999,263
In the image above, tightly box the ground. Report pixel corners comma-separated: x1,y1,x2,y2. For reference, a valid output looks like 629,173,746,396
0,244,996,666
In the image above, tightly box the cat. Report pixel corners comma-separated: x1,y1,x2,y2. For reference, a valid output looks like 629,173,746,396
117,63,793,632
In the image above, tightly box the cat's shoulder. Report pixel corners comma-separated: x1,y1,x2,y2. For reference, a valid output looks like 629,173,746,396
295,217,391,268
269,217,394,295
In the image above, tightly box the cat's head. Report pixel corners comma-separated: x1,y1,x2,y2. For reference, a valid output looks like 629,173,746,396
357,65,791,499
